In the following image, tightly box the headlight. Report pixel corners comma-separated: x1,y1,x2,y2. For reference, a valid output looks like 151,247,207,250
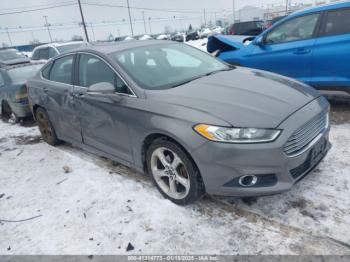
194,124,281,143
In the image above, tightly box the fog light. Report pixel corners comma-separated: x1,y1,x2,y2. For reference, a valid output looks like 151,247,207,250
238,175,258,187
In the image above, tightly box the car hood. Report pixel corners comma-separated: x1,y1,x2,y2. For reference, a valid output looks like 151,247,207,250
146,67,320,128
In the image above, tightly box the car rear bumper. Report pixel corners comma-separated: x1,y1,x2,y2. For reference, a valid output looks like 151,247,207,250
192,96,331,197
10,100,32,118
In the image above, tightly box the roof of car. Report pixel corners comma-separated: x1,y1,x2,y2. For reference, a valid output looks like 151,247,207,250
72,40,173,55
291,1,350,17
33,41,87,50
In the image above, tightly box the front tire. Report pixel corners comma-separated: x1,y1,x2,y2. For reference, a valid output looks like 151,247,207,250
35,107,60,146
146,138,204,205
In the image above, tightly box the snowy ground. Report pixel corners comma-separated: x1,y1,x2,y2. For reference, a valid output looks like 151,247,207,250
0,102,350,255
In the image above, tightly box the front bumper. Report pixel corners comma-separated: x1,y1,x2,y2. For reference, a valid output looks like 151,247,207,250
192,96,331,197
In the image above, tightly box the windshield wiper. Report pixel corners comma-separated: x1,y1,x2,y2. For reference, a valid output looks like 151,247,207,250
169,68,233,88
170,75,204,88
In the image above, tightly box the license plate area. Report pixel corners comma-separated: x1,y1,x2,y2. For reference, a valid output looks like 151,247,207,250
310,138,327,166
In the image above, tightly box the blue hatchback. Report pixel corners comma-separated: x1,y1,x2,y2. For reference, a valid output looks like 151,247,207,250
208,2,350,94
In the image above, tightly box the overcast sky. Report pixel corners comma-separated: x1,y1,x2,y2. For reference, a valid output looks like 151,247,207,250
0,0,315,46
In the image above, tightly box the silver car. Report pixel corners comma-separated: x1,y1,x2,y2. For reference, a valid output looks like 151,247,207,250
27,41,331,205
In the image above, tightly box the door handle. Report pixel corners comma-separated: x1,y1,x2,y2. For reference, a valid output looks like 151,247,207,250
293,48,311,55
43,87,48,93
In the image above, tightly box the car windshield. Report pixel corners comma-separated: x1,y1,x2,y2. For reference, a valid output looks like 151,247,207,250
56,43,87,53
112,43,230,90
8,64,43,83
0,49,25,61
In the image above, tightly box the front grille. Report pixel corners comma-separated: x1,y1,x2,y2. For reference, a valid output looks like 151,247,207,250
284,111,328,156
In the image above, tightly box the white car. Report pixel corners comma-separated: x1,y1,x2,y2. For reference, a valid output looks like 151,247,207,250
31,41,89,62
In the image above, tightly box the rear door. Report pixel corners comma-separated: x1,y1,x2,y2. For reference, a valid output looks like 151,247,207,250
311,7,350,88
246,13,321,84
43,54,82,143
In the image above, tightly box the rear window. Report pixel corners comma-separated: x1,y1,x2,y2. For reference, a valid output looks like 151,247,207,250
323,8,350,36
7,64,43,83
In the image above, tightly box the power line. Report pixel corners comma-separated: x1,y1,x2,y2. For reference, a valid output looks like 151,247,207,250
0,1,75,12
82,2,223,14
0,3,77,16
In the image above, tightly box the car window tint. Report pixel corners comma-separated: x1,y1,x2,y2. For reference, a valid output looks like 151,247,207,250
48,47,58,58
78,54,130,95
324,8,350,36
0,73,4,86
49,55,74,84
39,48,49,60
266,14,320,44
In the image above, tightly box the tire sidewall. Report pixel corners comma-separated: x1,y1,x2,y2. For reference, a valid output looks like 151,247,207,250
35,107,60,146
146,138,203,205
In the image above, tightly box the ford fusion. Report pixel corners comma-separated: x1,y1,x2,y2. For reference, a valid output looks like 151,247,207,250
27,41,331,205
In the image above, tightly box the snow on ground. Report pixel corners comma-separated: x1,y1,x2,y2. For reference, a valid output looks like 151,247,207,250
0,119,350,255
186,38,208,52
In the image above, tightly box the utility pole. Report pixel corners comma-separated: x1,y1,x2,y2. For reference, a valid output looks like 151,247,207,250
78,0,89,42
232,0,235,23
203,8,207,26
43,16,53,42
90,23,96,41
148,17,152,34
126,0,134,36
214,12,217,26
142,11,147,34
5,28,13,46
285,0,290,15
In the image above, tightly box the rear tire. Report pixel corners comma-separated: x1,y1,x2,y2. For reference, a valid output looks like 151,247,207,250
1,101,12,121
35,107,60,146
146,138,204,205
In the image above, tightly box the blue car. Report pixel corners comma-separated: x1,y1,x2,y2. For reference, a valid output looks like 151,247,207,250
208,2,350,94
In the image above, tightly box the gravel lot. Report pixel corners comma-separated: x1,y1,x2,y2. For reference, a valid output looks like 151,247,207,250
0,101,349,255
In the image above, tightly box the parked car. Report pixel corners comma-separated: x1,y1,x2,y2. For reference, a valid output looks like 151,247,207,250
0,61,44,121
171,33,185,42
208,2,350,94
198,28,212,38
227,20,264,36
0,48,30,66
31,41,89,62
28,41,330,205
156,34,170,40
185,30,199,41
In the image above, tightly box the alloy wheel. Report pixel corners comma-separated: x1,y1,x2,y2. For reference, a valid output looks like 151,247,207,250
150,147,190,200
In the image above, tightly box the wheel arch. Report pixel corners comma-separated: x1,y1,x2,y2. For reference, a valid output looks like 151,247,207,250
141,132,205,190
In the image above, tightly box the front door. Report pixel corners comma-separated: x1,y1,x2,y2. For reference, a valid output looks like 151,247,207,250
247,13,321,84
73,53,134,163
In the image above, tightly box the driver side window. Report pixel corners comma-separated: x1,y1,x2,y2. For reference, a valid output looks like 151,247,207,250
265,13,320,44
78,54,132,95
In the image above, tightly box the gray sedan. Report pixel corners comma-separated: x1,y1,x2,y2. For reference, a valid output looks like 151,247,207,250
27,41,331,205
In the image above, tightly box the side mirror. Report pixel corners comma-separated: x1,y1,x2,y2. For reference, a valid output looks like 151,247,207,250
87,82,122,103
254,36,265,47
88,82,115,94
